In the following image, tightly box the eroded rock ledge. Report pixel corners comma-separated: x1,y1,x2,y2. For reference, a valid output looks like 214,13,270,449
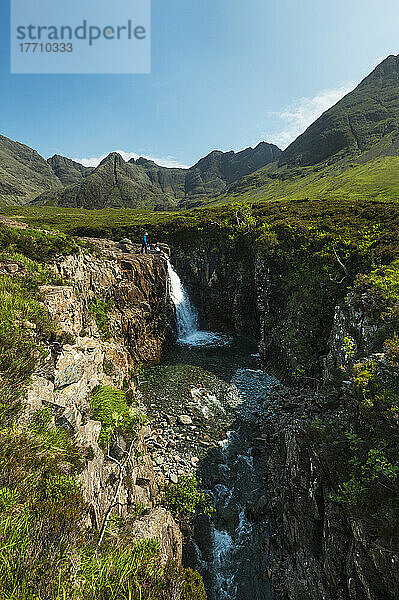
22,240,181,563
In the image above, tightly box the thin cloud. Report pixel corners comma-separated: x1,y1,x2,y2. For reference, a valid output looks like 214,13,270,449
265,84,354,149
70,150,189,169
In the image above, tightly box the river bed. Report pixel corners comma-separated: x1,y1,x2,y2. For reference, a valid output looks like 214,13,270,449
140,261,276,599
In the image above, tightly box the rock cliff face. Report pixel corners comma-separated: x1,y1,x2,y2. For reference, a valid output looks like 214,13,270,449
22,241,181,562
55,239,176,363
261,382,398,600
173,240,337,377
173,242,259,337
172,238,398,600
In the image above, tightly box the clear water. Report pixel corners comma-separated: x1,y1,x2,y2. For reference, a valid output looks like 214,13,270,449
142,263,275,599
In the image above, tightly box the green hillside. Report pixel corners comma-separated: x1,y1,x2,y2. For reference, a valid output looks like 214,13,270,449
282,54,399,167
0,134,62,205
216,54,399,206
218,154,399,204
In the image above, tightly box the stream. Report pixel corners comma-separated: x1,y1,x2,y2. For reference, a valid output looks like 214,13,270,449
142,260,275,599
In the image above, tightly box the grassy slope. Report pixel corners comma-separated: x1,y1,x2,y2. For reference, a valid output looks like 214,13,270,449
1,197,398,255
0,225,206,600
215,154,399,205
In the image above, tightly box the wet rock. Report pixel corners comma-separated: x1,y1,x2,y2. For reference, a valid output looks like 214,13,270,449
178,414,192,426
55,407,81,434
253,437,268,445
136,477,151,488
256,495,269,514
139,301,151,316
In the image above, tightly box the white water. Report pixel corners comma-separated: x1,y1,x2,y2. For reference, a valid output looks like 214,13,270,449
166,259,273,598
167,259,231,347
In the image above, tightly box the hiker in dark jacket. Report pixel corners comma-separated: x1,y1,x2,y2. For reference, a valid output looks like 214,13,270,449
141,232,148,254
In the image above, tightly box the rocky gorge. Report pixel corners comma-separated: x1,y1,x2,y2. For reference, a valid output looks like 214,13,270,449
18,237,183,559
169,229,399,600
0,217,397,600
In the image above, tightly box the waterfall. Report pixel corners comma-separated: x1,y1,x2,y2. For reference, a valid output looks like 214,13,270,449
167,259,199,338
166,259,231,347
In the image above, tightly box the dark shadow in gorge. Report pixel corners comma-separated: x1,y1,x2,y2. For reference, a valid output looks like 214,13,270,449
185,403,274,600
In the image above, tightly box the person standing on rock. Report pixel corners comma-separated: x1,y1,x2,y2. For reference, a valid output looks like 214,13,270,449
141,232,148,254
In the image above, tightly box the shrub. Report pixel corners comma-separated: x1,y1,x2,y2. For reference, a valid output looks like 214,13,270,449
0,224,79,262
384,332,399,365
331,444,398,506
90,385,147,448
162,475,214,521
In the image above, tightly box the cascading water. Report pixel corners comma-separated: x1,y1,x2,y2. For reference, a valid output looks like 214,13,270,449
167,259,199,338
151,258,275,599
167,259,230,347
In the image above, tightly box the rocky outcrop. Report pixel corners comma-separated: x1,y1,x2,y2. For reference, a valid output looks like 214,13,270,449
130,507,182,563
172,239,398,599
260,382,398,600
323,285,385,386
174,241,339,377
21,241,182,562
173,242,259,337
55,238,176,363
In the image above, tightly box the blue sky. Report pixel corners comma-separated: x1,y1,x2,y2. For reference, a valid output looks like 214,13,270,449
1,0,399,167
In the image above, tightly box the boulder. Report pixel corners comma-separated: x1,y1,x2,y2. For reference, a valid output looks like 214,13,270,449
130,507,182,562
5,263,19,274
178,414,192,426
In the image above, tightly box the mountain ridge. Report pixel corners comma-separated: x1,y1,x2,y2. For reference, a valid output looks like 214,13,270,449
2,55,399,209
219,54,399,204
30,141,281,209
0,134,62,205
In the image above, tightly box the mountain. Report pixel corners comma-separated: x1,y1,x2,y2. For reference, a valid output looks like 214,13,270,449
36,152,176,210
4,55,399,210
281,54,399,167
220,54,399,205
0,134,62,205
47,155,94,186
31,142,281,209
128,157,187,200
182,142,281,198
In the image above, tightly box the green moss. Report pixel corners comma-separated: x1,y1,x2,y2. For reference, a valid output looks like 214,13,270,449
88,297,114,338
363,259,399,303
